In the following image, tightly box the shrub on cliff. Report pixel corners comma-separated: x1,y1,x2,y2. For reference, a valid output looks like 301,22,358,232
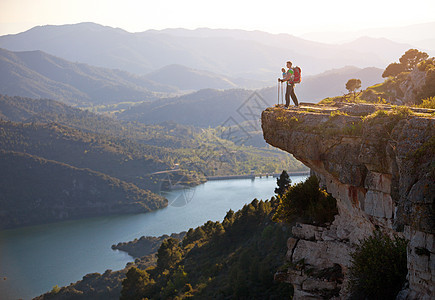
273,175,338,226
348,230,408,300
361,106,414,138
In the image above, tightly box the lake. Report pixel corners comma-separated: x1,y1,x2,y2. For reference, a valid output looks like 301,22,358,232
0,175,307,300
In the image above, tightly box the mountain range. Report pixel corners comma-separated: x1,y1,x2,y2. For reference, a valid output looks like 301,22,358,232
118,66,384,127
117,89,256,127
0,47,268,106
0,22,421,80
0,47,384,107
300,21,435,49
293,65,383,101
0,47,167,106
144,64,268,90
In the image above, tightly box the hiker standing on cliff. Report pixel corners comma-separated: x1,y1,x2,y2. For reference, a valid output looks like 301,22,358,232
279,61,299,107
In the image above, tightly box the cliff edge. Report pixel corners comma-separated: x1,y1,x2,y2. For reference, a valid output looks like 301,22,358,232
262,103,434,299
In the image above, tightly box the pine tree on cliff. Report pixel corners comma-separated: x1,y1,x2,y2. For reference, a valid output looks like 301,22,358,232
275,170,291,197
382,49,429,77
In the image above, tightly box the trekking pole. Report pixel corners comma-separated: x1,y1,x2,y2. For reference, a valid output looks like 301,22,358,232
276,78,279,105
281,81,284,106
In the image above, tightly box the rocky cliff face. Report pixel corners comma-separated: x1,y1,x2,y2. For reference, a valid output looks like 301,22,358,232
400,67,428,104
262,103,434,299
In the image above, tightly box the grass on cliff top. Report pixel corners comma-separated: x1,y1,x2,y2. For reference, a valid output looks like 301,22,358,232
416,96,435,109
319,95,389,108
271,104,424,138
319,92,435,113
271,106,361,137
362,105,413,121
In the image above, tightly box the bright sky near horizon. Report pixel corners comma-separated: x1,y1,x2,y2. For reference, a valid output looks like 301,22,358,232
0,0,434,36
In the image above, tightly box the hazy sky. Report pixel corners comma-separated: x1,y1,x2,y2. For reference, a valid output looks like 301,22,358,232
1,0,434,36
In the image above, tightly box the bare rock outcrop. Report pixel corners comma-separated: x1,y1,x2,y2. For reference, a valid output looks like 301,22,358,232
400,67,428,104
262,103,434,299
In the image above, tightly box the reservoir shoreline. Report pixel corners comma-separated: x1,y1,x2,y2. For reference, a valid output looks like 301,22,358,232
0,175,308,300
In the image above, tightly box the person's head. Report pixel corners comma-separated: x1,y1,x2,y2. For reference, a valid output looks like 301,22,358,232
286,61,292,68
281,68,286,72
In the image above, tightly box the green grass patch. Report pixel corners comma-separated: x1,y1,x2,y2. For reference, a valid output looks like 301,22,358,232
274,109,300,130
416,97,435,109
329,110,349,118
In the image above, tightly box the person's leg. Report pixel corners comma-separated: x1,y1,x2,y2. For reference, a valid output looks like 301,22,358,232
290,84,299,106
285,84,290,107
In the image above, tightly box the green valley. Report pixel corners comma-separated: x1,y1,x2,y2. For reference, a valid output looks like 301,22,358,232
0,94,304,228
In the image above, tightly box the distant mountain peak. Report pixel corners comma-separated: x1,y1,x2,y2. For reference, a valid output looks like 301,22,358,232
18,22,129,38
0,22,425,82
342,35,411,47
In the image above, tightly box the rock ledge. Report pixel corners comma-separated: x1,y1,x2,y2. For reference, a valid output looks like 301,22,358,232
262,103,434,299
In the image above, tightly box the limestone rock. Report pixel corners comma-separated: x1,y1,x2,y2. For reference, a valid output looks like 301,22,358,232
292,223,325,241
400,67,427,104
263,103,434,299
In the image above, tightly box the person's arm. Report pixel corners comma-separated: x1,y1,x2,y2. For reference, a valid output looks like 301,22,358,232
280,70,294,82
279,73,288,82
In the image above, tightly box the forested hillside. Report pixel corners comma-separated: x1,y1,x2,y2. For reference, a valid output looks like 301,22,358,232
0,150,167,229
36,198,294,299
0,48,172,106
0,94,202,147
36,175,332,299
0,120,177,191
0,95,304,178
144,64,269,90
117,89,263,127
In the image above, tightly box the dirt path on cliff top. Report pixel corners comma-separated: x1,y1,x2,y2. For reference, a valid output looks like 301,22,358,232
276,102,435,117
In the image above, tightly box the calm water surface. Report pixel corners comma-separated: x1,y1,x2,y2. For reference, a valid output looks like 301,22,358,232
0,176,307,300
